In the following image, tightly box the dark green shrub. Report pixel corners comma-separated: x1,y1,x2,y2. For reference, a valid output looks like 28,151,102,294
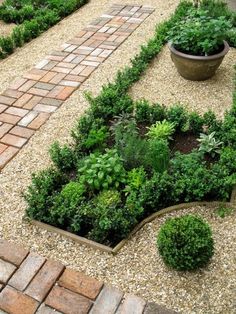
49,181,85,226
135,100,166,124
78,149,127,191
49,142,77,173
83,126,109,151
24,168,68,222
157,214,214,270
0,36,14,55
12,26,24,47
188,111,204,134
166,105,188,132
218,147,236,173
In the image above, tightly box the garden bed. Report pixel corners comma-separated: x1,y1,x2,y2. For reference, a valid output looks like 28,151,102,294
24,1,236,248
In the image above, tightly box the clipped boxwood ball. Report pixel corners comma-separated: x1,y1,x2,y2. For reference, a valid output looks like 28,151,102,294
157,214,214,271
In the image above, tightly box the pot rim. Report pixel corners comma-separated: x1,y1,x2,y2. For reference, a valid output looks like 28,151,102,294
168,40,230,61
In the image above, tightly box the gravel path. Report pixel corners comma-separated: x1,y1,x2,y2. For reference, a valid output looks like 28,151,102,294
1,0,235,313
0,21,15,37
130,45,236,119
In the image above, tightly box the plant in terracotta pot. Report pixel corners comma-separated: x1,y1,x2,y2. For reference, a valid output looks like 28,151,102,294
168,8,232,80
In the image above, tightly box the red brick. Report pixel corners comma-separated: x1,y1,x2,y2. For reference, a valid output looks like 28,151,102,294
0,146,19,169
3,89,23,99
46,55,65,62
0,259,16,283
0,123,13,138
1,133,28,148
43,61,58,71
59,268,103,300
85,56,105,63
81,60,100,67
14,93,33,108
5,107,29,117
116,294,146,313
36,304,62,314
89,285,123,314
18,80,37,92
99,49,113,58
57,62,76,69
9,253,46,291
24,69,48,81
56,86,75,100
0,104,7,113
9,78,28,90
40,71,57,83
80,66,95,77
18,111,38,127
0,113,21,125
0,143,8,154
25,259,64,302
63,53,77,63
34,104,57,113
53,67,71,74
23,95,42,110
45,286,92,314
47,86,65,98
9,126,35,139
0,95,15,105
49,73,66,84
34,82,55,91
64,75,86,83
28,87,49,97
74,48,93,55
70,65,86,75
28,112,50,130
39,98,63,107
0,286,39,314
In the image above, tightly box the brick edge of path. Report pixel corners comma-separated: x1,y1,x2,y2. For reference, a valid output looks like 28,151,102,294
0,238,177,314
0,4,154,171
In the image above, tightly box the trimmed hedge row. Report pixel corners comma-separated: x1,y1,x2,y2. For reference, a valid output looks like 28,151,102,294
0,0,88,59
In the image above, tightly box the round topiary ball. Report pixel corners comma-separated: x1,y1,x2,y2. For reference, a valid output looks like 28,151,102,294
157,214,214,271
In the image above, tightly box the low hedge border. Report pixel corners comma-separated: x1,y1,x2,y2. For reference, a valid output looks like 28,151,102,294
0,0,88,59
28,191,236,255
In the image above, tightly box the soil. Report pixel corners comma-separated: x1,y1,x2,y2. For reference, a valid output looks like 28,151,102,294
171,132,199,154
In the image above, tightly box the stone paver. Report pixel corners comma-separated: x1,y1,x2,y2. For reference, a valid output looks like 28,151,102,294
0,239,177,313
0,4,154,171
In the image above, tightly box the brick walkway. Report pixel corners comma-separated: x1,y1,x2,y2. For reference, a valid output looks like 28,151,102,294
0,239,176,314
0,4,154,170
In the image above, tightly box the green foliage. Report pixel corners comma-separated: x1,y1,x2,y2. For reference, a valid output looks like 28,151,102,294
83,126,109,150
157,214,214,270
167,105,188,131
146,119,175,141
135,100,166,124
50,182,85,226
197,132,223,157
168,8,232,56
125,167,147,194
24,168,68,222
216,204,234,218
218,147,236,174
147,139,170,173
0,0,87,57
188,111,204,134
78,149,127,191
49,142,77,173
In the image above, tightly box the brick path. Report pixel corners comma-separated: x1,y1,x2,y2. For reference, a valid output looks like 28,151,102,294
0,4,154,171
0,239,176,314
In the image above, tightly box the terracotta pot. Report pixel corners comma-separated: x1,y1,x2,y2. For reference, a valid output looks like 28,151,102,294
169,41,230,81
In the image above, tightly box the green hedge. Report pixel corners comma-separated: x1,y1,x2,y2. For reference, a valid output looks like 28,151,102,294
0,0,88,59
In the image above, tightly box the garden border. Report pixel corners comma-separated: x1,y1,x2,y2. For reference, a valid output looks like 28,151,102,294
29,185,236,255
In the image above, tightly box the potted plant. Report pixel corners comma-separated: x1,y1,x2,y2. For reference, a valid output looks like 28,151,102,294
168,7,231,80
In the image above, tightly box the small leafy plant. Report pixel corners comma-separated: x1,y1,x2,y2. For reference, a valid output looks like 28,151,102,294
146,119,175,141
168,8,232,56
78,149,127,191
157,214,214,271
197,131,223,157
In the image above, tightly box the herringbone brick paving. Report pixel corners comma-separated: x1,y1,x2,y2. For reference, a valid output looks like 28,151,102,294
0,4,154,171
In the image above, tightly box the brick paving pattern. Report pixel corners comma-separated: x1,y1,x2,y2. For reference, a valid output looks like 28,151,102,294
0,239,177,314
0,4,154,171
